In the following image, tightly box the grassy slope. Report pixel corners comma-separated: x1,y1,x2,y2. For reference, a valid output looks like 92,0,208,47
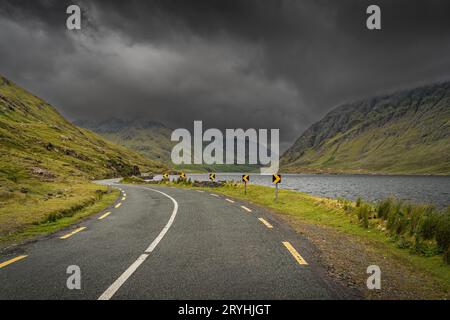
153,181,449,298
0,75,167,245
92,123,174,163
281,82,450,175
81,120,261,173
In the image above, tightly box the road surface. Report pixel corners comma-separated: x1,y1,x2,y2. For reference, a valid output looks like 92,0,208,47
0,180,358,300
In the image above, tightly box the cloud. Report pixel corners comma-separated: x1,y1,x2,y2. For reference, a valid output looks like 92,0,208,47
1,0,450,149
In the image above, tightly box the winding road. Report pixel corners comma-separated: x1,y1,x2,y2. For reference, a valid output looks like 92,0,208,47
0,180,356,300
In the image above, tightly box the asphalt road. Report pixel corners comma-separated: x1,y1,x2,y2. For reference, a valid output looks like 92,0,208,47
0,180,358,300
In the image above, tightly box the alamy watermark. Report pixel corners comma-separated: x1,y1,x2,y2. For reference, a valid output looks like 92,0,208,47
366,265,381,290
65,4,381,31
171,121,279,174
66,265,81,290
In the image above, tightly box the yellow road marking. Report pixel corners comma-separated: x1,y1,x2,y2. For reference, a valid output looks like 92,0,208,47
241,205,252,213
258,218,273,229
60,227,87,240
122,196,126,201
115,203,122,208
282,241,308,265
0,255,28,269
225,198,235,203
98,212,112,220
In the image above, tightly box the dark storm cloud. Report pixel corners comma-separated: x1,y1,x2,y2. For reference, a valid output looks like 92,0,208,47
1,0,450,150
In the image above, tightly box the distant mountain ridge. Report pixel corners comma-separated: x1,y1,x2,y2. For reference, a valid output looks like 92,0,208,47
79,119,263,173
281,81,450,175
76,118,168,133
76,118,174,162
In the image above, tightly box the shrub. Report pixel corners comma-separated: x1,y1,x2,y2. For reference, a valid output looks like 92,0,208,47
338,198,353,213
386,201,403,234
376,198,394,220
355,197,362,208
443,248,450,264
410,205,427,236
435,214,450,254
418,207,440,240
396,236,412,249
357,203,371,228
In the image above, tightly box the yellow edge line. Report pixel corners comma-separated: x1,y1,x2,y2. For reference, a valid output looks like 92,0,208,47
282,241,308,265
0,255,28,269
122,197,126,201
258,218,273,229
60,227,87,240
98,212,112,220
241,205,252,212
115,203,122,208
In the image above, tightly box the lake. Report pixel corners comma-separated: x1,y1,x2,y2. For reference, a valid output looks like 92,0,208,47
154,173,450,207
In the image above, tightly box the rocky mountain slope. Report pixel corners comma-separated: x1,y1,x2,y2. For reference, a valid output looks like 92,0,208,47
281,81,450,175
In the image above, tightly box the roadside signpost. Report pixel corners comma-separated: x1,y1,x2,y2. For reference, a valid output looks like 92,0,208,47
272,174,281,201
242,175,249,195
209,173,216,181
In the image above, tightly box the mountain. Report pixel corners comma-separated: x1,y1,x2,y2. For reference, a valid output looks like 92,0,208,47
281,81,450,175
0,75,167,238
0,76,166,181
75,118,174,162
78,119,262,173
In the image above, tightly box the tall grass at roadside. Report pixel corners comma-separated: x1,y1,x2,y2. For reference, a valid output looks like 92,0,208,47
339,197,450,264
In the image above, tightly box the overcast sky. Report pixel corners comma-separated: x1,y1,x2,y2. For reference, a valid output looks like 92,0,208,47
1,0,450,150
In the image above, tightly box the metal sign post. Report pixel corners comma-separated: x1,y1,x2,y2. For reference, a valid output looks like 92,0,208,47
242,175,249,195
272,174,281,202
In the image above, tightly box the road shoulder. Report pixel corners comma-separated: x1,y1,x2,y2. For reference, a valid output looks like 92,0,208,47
0,187,120,255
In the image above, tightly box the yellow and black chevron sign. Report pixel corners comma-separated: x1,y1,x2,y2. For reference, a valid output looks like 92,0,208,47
180,172,186,179
209,173,216,181
242,175,249,182
272,174,281,184
163,173,169,179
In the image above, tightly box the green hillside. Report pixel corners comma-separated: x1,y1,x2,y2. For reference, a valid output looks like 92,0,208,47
0,75,167,241
76,118,174,163
281,81,450,175
79,119,261,173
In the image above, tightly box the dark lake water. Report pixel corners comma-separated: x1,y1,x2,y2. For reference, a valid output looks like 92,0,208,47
155,173,450,207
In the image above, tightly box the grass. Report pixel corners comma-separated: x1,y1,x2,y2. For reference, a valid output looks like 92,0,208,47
0,184,119,249
139,179,450,294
